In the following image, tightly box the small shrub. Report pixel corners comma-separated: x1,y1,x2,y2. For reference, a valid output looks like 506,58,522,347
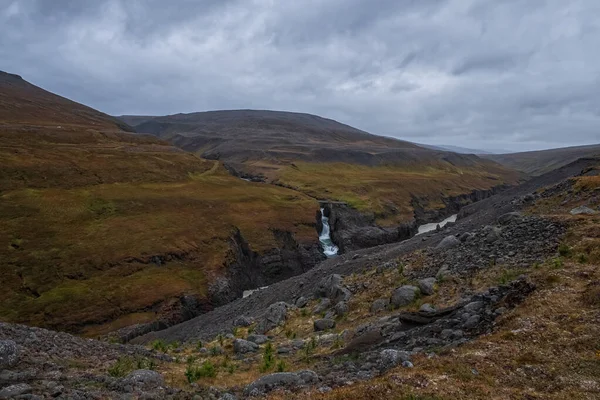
276,360,286,372
285,328,297,339
108,356,156,378
578,253,588,264
558,243,572,257
231,327,239,337
150,339,167,352
217,334,224,347
196,340,203,351
301,308,309,317
551,257,563,270
397,262,405,275
185,360,217,383
209,346,222,356
168,341,180,351
260,342,275,372
331,336,344,350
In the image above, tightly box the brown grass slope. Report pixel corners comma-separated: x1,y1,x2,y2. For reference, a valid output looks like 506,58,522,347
482,143,600,176
0,72,318,334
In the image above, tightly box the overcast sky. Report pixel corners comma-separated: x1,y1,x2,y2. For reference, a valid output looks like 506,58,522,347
1,0,599,152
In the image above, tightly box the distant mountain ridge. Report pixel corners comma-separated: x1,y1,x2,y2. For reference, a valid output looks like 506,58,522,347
482,143,600,176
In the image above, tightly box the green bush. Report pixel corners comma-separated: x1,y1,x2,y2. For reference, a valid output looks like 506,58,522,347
276,360,286,372
260,342,275,372
185,360,217,382
558,243,572,257
150,339,167,352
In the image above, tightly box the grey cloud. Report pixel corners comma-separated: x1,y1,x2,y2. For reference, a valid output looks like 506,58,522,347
1,0,599,152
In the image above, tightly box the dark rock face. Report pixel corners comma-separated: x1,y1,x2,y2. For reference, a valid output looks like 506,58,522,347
324,203,417,253
218,229,326,305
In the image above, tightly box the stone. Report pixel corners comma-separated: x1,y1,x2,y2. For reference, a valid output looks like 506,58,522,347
314,274,352,303
570,206,598,215
463,301,484,312
498,212,522,225
244,370,318,396
0,340,19,369
379,349,410,369
370,298,389,313
436,235,460,251
295,297,308,308
334,301,349,316
464,315,481,329
255,302,289,334
390,285,419,307
233,339,259,354
121,370,164,389
247,334,269,345
418,277,437,296
0,383,32,398
419,303,436,313
402,361,414,368
313,298,331,314
436,265,451,281
233,316,254,327
219,394,237,400
314,319,336,332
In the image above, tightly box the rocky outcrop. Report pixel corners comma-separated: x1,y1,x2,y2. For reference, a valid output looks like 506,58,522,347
321,203,417,253
245,370,319,397
216,229,325,306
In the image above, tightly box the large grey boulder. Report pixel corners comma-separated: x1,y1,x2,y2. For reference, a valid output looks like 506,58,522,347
418,278,437,296
312,298,331,314
245,370,318,396
233,316,254,327
314,319,336,332
233,339,259,354
255,302,289,334
498,212,522,225
370,298,389,313
436,235,460,251
390,285,419,307
314,274,351,303
295,296,308,308
0,340,18,370
0,383,32,398
334,301,349,316
247,334,269,345
570,206,598,215
121,370,164,389
379,349,410,370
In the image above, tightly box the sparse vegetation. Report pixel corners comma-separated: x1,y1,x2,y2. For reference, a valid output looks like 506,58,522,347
184,360,216,382
108,356,156,378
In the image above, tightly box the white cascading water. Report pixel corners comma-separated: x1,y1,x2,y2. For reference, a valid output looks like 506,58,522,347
319,208,339,257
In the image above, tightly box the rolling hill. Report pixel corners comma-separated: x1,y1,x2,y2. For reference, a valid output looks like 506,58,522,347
482,143,600,176
120,110,523,225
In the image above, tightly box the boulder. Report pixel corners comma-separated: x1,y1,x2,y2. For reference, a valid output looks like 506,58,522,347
379,349,410,370
233,339,259,354
436,235,460,251
436,265,451,281
245,370,318,396
255,302,289,334
418,277,437,296
0,383,32,398
498,212,522,225
570,206,598,215
121,370,164,389
334,301,349,316
0,340,19,370
314,319,336,332
314,274,352,303
247,334,269,345
233,316,254,327
390,285,419,307
295,297,309,308
419,303,436,313
312,298,331,314
370,298,389,313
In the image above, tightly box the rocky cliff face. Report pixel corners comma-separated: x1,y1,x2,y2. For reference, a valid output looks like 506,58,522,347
320,203,417,253
210,229,325,305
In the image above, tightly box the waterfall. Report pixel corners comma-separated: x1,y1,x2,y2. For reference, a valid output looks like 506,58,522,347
319,208,339,257
417,214,458,235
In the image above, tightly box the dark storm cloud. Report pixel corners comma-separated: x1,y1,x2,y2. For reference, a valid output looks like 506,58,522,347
1,0,599,152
